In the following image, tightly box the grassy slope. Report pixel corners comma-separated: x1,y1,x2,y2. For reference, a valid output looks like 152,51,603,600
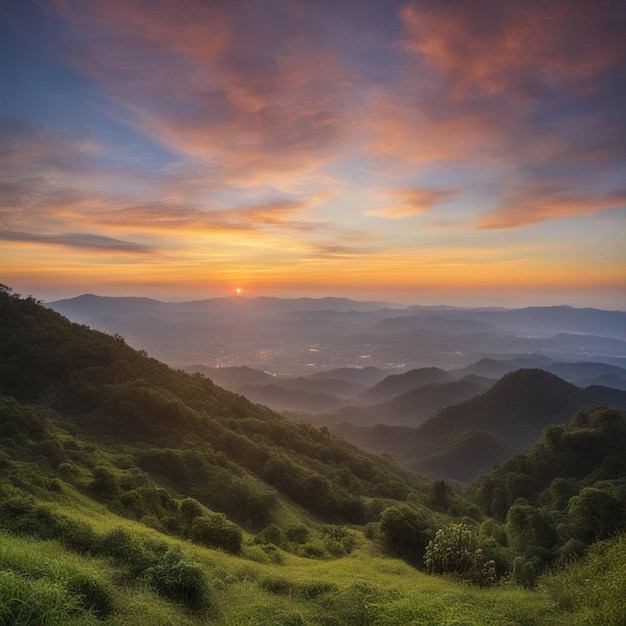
4,511,623,626
0,523,551,626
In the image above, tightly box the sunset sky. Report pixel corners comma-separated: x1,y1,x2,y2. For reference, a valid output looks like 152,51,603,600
2,0,625,308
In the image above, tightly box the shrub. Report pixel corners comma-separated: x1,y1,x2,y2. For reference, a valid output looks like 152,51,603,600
257,524,284,547
380,505,433,565
143,547,212,613
0,495,36,533
567,486,625,543
97,526,156,574
178,497,205,528
48,478,63,492
190,513,242,554
286,524,309,545
512,554,544,588
260,575,293,595
89,466,120,498
57,517,98,554
557,538,586,566
298,542,326,559
324,539,346,557
65,572,114,618
424,523,497,586
322,525,358,554
296,581,338,599
244,491,276,528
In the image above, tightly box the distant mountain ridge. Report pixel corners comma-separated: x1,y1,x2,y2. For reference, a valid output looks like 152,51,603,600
47,295,626,374
49,294,402,317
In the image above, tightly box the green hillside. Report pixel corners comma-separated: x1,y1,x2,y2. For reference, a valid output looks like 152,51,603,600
0,286,439,528
1,286,625,625
464,405,626,586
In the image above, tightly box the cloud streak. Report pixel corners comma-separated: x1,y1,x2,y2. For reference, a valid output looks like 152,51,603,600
0,230,153,253
476,186,626,229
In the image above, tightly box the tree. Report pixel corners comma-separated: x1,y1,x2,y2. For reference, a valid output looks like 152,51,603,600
380,505,433,565
430,480,452,512
190,513,242,554
568,487,624,543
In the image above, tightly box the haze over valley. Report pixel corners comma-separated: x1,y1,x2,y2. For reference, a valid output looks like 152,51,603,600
48,293,626,483
49,294,626,374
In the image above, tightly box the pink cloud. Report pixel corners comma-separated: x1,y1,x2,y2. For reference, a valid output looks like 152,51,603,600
476,185,626,229
13,0,626,245
48,0,355,189
400,0,626,102
89,195,329,237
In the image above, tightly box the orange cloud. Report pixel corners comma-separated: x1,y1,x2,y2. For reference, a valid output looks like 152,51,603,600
365,187,457,219
476,186,626,229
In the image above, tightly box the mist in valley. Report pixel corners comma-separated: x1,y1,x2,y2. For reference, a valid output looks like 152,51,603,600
48,294,626,482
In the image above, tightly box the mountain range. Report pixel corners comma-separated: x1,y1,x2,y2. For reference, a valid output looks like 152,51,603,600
48,295,626,374
330,368,626,482
45,293,626,483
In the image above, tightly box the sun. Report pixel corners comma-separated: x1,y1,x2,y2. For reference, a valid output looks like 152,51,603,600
235,288,242,295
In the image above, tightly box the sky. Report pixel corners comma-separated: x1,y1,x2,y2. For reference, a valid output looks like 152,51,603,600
1,0,625,308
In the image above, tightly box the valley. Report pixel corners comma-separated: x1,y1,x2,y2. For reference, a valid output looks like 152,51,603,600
48,295,626,374
1,286,625,624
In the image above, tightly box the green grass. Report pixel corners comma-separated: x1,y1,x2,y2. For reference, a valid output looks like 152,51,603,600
0,534,110,625
3,519,623,625
540,533,626,626
0,483,620,626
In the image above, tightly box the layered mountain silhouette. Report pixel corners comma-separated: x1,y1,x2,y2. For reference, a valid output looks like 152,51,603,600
332,369,626,482
44,292,626,484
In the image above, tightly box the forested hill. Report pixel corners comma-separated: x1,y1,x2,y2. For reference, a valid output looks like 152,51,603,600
331,368,626,483
464,405,626,585
413,368,626,444
0,285,431,531
407,367,626,479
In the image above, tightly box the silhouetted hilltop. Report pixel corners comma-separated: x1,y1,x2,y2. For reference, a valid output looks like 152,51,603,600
331,368,626,482
415,369,590,442
358,367,455,403
329,379,486,427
